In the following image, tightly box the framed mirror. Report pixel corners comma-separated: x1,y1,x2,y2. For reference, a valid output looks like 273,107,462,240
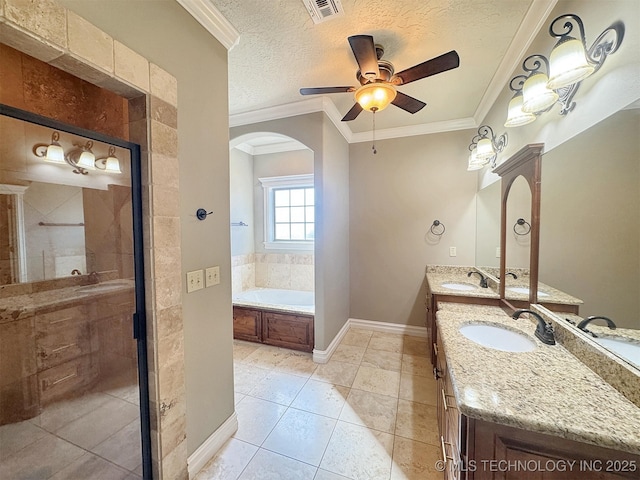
539,106,640,369
475,181,501,272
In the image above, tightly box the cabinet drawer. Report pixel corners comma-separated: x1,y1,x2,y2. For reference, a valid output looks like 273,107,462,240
38,355,97,405
36,305,88,333
36,322,91,370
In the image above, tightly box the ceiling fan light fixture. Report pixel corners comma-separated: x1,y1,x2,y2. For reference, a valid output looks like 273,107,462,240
354,82,397,112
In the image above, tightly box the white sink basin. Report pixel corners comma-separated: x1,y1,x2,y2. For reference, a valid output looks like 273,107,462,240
459,323,536,352
441,282,477,291
76,282,131,294
507,286,549,297
594,337,640,369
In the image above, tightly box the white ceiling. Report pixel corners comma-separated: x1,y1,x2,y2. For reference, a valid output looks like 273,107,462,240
205,0,558,142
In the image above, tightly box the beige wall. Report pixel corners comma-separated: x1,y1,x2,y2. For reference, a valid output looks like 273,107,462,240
58,0,234,456
229,148,254,256
540,109,640,329
349,129,477,326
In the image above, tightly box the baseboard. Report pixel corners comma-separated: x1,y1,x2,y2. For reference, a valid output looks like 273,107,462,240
312,320,350,364
348,318,428,338
187,412,238,478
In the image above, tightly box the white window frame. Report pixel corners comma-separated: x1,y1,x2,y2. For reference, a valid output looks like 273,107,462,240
259,174,314,251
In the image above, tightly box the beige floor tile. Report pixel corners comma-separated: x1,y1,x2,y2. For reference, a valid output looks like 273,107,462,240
0,433,85,479
339,389,397,433
361,349,403,371
391,436,444,480
395,399,439,446
368,333,404,353
331,344,366,364
55,396,140,450
263,408,336,466
233,341,261,362
274,351,318,378
248,370,307,406
291,379,350,418
401,354,431,377
0,420,48,461
399,373,437,405
241,345,295,369
314,469,352,480
92,418,142,471
340,329,373,348
49,452,131,480
352,366,401,397
31,391,113,432
235,392,246,405
233,363,270,395
402,336,429,357
194,438,258,480
233,396,287,446
238,448,317,480
311,361,359,387
320,421,394,480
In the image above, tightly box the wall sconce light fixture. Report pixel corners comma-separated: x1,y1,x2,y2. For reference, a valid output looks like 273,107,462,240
467,125,508,171
33,131,121,175
505,14,624,128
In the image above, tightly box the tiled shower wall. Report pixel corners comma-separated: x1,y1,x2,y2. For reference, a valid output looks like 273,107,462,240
232,253,314,292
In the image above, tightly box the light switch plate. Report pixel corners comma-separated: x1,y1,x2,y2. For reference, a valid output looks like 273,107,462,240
187,270,204,292
449,246,457,257
205,266,220,287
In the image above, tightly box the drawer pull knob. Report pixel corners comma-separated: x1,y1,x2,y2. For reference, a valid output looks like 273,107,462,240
441,388,457,411
51,372,77,386
52,343,77,353
50,316,74,325
433,342,438,356
440,435,454,464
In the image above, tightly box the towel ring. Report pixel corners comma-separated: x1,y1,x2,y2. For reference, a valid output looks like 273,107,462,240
513,218,531,235
196,208,213,221
430,220,445,236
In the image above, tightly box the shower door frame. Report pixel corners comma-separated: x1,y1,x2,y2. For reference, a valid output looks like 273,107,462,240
0,103,153,478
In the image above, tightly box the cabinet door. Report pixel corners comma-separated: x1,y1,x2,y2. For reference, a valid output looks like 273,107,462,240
262,311,314,352
233,307,262,343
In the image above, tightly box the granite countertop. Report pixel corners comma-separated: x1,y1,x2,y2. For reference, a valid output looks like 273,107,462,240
0,279,135,323
503,278,583,305
436,304,640,454
425,265,500,299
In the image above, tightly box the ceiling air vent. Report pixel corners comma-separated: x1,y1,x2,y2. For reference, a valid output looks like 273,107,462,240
302,0,344,24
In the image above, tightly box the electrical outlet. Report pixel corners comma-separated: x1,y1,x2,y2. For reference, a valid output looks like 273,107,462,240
449,246,457,257
187,270,204,293
205,266,220,287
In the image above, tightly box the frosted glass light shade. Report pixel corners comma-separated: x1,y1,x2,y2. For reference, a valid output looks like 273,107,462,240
475,138,495,160
547,37,594,90
522,72,559,113
44,144,65,163
76,150,96,170
354,83,397,112
467,148,487,171
104,156,121,174
504,92,536,128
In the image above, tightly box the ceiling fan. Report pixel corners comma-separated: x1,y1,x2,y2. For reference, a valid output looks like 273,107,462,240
300,35,460,121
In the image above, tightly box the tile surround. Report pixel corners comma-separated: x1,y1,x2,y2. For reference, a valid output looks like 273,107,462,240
231,253,314,293
0,3,185,478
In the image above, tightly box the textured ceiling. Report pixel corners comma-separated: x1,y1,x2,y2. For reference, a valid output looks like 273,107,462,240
210,0,536,135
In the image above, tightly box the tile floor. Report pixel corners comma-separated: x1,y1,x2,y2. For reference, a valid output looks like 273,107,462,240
0,374,143,480
196,327,444,480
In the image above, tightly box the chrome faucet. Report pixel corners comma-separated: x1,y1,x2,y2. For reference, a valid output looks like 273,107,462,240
467,270,488,288
577,316,616,336
513,309,556,345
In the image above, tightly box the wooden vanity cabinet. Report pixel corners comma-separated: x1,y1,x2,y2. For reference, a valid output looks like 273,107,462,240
232,306,314,352
435,331,640,480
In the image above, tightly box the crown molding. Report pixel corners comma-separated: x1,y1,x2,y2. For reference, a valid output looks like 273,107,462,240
473,0,558,124
176,0,240,50
350,117,477,144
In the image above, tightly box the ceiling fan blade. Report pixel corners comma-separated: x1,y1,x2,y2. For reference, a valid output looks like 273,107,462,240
394,50,460,85
341,103,363,121
392,91,426,114
300,87,355,95
348,35,380,80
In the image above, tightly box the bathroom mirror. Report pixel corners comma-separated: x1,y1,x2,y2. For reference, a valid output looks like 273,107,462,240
475,181,501,270
504,175,531,286
538,107,640,368
0,111,132,285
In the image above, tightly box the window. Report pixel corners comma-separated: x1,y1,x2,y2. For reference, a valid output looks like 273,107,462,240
259,174,314,250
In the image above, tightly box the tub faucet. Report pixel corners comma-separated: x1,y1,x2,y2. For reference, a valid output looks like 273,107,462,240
512,309,556,345
577,316,616,335
467,271,488,288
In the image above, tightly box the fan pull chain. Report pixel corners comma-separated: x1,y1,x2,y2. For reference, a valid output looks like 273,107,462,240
372,109,377,154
